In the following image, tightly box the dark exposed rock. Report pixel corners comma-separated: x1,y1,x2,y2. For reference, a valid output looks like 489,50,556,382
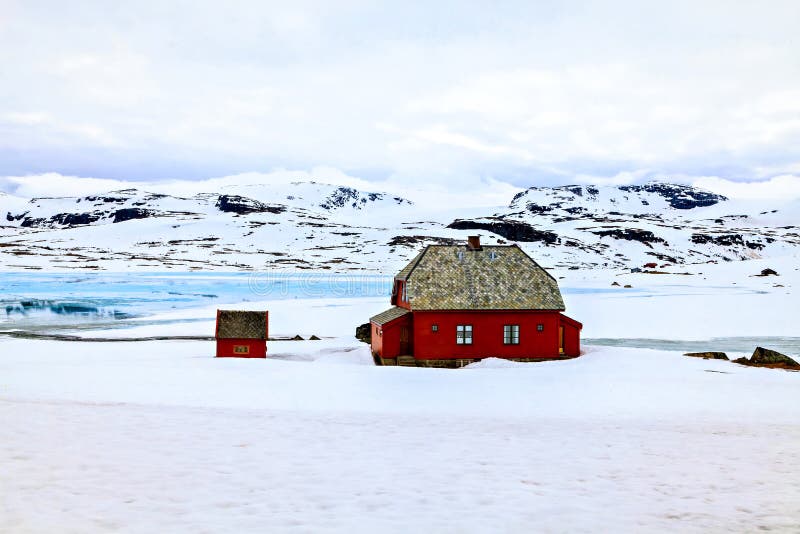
751,347,799,367
291,335,304,341
645,251,680,264
447,219,559,244
691,233,763,250
52,212,104,226
388,235,460,247
21,212,104,228
113,208,155,223
593,228,666,247
19,217,46,228
618,183,726,209
524,203,554,214
319,187,412,210
566,186,583,196
757,268,778,276
309,335,321,340
684,352,729,360
564,207,586,215
355,323,371,344
320,187,360,209
216,195,286,215
6,211,28,222
84,195,129,203
735,347,800,369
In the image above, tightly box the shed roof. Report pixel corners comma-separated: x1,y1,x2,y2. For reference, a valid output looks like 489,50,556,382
396,245,565,311
370,306,410,326
216,310,268,339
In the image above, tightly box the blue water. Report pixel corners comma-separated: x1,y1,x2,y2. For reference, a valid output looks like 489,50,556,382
0,272,393,329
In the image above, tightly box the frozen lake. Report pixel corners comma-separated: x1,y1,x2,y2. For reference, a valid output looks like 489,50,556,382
0,272,639,330
0,272,392,330
2,272,797,356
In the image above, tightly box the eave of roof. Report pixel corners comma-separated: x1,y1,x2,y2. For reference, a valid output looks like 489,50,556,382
369,306,411,326
394,248,429,281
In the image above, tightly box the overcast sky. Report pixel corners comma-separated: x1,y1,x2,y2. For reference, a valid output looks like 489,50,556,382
1,0,799,195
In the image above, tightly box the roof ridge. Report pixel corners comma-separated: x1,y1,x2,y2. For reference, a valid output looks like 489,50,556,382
510,244,558,283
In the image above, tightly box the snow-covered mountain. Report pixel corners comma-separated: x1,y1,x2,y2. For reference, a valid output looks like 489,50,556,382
1,179,798,272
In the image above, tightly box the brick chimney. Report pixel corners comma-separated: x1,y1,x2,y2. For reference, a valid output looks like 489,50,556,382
466,235,482,251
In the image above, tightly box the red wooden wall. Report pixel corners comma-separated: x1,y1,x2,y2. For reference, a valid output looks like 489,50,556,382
412,310,572,360
370,314,412,360
559,314,582,357
390,280,411,310
216,338,267,358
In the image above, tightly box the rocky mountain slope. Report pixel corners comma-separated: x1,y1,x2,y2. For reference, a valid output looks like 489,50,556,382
1,180,797,273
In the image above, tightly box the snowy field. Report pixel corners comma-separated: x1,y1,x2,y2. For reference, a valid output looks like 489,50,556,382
1,259,799,532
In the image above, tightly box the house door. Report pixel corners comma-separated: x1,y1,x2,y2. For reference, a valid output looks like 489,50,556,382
559,326,564,354
400,326,410,355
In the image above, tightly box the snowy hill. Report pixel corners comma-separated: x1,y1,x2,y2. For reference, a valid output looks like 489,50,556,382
1,178,798,272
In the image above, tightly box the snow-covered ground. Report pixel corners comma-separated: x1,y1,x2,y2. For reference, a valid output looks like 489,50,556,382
1,262,799,532
2,341,799,532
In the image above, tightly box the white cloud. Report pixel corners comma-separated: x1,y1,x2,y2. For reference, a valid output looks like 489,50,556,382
572,170,650,187
0,1,799,187
692,175,800,200
0,173,134,198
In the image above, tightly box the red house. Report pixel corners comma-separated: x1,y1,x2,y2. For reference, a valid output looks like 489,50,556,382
369,237,582,367
215,310,269,358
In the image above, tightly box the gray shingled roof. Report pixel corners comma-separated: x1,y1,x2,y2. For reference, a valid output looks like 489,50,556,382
397,245,565,311
216,310,268,339
394,250,424,280
370,306,410,325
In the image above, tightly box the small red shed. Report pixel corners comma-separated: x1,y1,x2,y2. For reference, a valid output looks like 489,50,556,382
215,310,268,358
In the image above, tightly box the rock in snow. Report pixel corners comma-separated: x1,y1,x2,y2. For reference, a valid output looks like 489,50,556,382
734,347,800,369
684,352,729,360
355,323,371,344
215,194,286,215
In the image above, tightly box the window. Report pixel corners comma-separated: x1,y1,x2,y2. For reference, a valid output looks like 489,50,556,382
401,283,408,302
503,325,520,345
233,345,250,354
431,324,438,332
489,251,498,260
456,324,473,344
537,323,544,332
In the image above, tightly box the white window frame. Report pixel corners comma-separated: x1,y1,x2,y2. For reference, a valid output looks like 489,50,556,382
503,324,520,345
456,324,473,345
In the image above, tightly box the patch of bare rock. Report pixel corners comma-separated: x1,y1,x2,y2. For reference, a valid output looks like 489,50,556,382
684,352,729,360
733,347,800,370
